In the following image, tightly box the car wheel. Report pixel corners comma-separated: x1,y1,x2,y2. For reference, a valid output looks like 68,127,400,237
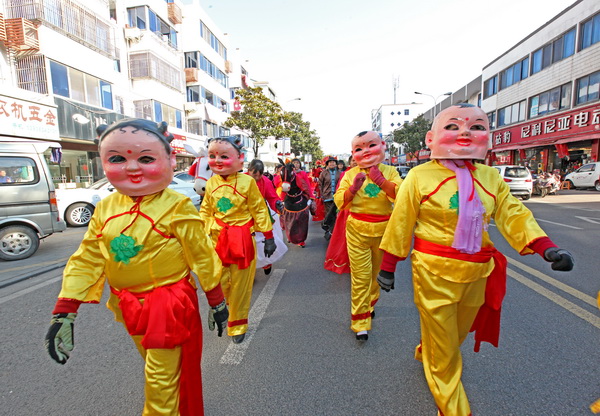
0,225,40,261
595,181,600,192
65,203,95,227
566,180,575,190
522,194,531,201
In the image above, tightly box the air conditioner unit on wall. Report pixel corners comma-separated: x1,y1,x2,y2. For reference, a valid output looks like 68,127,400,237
124,26,143,43
183,102,197,113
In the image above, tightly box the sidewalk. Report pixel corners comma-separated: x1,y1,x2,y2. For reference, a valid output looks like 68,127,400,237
526,188,600,204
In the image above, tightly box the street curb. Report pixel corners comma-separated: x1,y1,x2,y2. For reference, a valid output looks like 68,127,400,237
0,261,67,289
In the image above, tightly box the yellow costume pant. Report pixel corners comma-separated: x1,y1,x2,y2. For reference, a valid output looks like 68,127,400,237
132,335,182,416
346,224,384,333
412,262,486,416
221,258,257,336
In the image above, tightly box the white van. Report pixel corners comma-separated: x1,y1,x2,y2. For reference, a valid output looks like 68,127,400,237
0,138,67,260
564,162,600,191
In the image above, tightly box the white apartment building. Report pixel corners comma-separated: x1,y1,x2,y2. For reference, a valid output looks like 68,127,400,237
481,0,600,174
371,102,423,165
0,0,260,186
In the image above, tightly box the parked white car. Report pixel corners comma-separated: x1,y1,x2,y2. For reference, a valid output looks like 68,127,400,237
493,165,533,200
56,177,201,227
564,162,600,191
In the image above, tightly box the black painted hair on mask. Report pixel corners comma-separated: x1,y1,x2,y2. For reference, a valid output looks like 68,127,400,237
96,118,174,155
356,131,369,137
208,136,243,155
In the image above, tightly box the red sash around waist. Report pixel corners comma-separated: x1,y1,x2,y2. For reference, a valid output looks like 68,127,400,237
110,277,204,415
413,237,508,352
350,212,390,223
215,218,255,270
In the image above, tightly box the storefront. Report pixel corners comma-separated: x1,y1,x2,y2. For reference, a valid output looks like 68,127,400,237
491,103,600,177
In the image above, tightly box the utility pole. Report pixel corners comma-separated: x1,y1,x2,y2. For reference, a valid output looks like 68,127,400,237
393,77,399,105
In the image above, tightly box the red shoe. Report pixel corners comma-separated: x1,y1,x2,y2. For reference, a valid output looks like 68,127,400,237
297,242,306,248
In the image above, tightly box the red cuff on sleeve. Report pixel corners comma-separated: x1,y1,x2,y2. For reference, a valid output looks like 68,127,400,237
52,298,82,314
205,284,225,308
380,250,404,273
527,236,557,257
263,230,274,240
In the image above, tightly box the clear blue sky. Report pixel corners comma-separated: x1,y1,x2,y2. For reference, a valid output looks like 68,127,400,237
202,0,574,154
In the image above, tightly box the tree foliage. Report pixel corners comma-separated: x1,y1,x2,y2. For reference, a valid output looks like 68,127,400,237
224,87,323,162
223,87,284,157
392,115,432,162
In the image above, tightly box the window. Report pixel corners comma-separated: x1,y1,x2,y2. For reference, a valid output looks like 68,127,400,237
199,20,227,59
128,6,146,29
500,57,529,90
185,52,198,68
49,61,113,109
576,70,600,105
487,112,496,130
0,157,39,185
404,109,409,116
483,75,498,99
531,28,576,75
187,86,200,102
580,12,600,51
128,6,177,49
528,83,571,118
498,101,526,127
135,99,182,128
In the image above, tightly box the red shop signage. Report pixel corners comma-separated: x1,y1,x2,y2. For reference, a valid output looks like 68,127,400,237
492,103,600,149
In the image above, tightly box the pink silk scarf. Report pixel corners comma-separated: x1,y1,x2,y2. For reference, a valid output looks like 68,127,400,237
440,159,486,254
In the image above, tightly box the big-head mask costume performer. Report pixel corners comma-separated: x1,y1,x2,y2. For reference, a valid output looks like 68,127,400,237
199,137,276,344
378,104,574,416
333,131,403,340
45,118,229,416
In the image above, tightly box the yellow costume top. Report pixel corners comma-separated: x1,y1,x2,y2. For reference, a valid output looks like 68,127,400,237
58,189,222,303
200,172,273,239
334,164,403,237
380,160,548,283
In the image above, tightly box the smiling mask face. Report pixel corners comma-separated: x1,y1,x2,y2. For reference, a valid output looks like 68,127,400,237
426,105,490,160
100,127,175,197
351,131,386,168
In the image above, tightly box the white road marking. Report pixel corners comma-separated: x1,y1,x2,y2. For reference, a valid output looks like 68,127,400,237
535,218,582,230
507,268,600,329
219,268,285,365
507,257,597,307
574,216,600,225
0,274,63,305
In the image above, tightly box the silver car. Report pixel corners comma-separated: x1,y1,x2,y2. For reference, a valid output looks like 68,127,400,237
494,165,533,200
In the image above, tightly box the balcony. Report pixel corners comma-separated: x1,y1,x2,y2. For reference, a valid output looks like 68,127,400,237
0,13,6,42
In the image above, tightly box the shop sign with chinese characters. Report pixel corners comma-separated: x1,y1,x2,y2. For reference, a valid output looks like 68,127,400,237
0,94,60,141
492,103,600,149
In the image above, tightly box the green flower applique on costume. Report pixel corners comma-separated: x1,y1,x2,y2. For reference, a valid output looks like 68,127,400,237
110,233,143,264
217,196,234,213
449,191,459,213
364,183,381,198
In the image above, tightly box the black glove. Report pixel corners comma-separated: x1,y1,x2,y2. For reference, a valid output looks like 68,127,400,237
377,270,395,292
264,238,276,258
45,313,77,364
208,300,229,337
275,200,284,213
544,247,574,271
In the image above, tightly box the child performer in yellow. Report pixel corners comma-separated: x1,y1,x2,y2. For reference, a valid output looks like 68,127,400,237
333,131,402,340
45,118,229,416
378,104,574,416
200,136,276,344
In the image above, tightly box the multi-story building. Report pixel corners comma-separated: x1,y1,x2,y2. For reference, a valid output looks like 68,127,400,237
371,102,423,165
482,0,600,174
0,0,260,187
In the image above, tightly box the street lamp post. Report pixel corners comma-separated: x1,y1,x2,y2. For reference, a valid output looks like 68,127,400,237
414,91,452,118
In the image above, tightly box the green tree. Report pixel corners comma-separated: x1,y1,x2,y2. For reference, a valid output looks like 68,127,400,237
392,115,432,163
285,111,323,162
223,87,285,157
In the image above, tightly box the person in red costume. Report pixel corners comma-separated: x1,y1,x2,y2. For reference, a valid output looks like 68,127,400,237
45,118,228,416
333,131,403,341
378,104,574,416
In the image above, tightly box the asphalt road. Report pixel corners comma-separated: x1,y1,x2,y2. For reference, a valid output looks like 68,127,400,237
0,189,598,416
